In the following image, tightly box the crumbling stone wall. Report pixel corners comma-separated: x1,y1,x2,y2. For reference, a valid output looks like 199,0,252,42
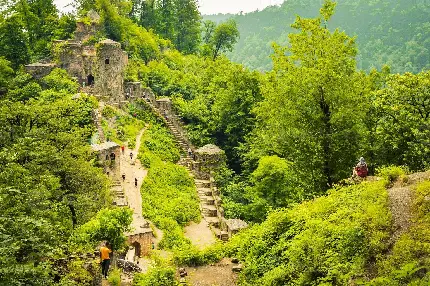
193,144,226,180
95,40,128,103
25,63,56,79
127,232,153,257
124,82,144,100
92,142,121,182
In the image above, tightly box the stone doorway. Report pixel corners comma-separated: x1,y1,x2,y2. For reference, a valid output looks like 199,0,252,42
87,74,94,86
132,241,141,258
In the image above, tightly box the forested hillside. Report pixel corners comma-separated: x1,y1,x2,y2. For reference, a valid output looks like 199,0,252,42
1,0,430,285
216,0,430,73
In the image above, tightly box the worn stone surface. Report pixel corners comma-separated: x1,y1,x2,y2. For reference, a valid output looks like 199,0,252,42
95,39,128,102
91,142,121,181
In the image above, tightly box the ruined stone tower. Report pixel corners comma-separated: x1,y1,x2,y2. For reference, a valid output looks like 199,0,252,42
24,11,128,104
95,39,128,102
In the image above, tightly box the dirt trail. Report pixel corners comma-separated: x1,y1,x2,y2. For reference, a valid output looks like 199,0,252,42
121,128,147,216
387,184,412,243
186,258,238,286
184,221,216,250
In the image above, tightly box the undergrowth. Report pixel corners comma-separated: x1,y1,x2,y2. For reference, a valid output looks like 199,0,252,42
368,179,430,285
222,180,392,285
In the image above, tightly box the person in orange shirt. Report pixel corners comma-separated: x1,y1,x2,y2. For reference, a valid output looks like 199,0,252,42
100,242,112,279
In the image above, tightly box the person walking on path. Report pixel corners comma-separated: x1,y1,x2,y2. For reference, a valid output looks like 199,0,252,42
121,146,125,154
122,173,125,182
135,178,138,187
130,152,133,160
100,242,112,279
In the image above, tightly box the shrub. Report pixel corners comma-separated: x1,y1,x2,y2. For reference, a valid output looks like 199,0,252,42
377,166,408,185
133,265,178,286
224,180,392,285
107,268,121,286
369,179,430,285
138,124,180,165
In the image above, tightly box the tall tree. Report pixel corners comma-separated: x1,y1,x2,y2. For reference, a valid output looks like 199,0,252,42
0,14,30,68
248,0,367,194
155,0,175,41
211,19,239,60
173,0,200,54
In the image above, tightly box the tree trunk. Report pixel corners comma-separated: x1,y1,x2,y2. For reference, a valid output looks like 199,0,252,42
319,87,332,188
68,204,77,228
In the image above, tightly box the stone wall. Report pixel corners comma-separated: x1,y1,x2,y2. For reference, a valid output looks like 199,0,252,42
193,144,226,180
24,63,56,79
92,142,121,182
95,40,128,103
127,232,153,257
124,82,144,100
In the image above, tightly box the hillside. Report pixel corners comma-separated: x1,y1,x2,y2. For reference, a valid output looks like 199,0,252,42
222,0,430,73
1,0,430,285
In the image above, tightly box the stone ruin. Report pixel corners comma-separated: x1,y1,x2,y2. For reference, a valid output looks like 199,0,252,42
91,141,121,182
25,11,128,104
193,144,226,180
125,215,154,260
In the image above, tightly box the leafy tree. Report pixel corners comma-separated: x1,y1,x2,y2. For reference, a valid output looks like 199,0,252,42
155,0,175,41
373,71,430,170
248,0,367,194
71,207,133,250
210,19,239,60
0,14,30,69
0,57,13,95
173,0,200,54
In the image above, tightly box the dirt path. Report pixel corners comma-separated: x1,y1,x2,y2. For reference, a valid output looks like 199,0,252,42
387,185,412,243
184,220,216,250
121,128,147,216
186,258,238,286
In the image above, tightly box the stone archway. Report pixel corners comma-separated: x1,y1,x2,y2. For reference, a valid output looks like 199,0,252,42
87,74,94,86
131,241,141,258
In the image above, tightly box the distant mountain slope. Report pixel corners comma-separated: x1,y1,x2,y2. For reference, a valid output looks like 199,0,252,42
202,13,234,24
221,0,430,73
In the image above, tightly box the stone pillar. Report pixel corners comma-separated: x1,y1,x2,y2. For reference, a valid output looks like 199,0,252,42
193,144,226,180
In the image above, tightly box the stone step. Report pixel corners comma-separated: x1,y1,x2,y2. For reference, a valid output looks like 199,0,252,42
205,217,220,228
202,204,217,217
196,183,210,189
200,196,215,205
198,188,212,196
219,231,229,241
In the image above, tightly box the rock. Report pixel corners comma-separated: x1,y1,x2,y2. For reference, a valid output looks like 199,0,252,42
231,257,239,264
232,264,243,273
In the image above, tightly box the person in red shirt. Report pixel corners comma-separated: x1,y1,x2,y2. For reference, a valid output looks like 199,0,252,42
100,242,112,279
354,157,368,178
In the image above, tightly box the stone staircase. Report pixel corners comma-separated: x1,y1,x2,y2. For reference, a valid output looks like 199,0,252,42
137,96,229,240
92,108,106,143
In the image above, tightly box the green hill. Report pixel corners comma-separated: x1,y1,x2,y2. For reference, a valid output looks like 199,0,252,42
224,0,430,73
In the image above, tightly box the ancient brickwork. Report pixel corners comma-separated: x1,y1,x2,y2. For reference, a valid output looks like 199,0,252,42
95,40,128,102
92,142,121,182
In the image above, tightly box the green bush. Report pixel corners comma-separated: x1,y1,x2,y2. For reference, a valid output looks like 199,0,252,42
133,265,178,286
224,180,392,285
138,124,181,165
108,268,121,286
102,105,117,119
377,166,408,185
173,242,224,267
369,180,430,285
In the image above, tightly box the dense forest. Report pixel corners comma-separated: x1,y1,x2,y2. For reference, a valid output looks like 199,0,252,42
207,0,430,73
0,0,430,285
